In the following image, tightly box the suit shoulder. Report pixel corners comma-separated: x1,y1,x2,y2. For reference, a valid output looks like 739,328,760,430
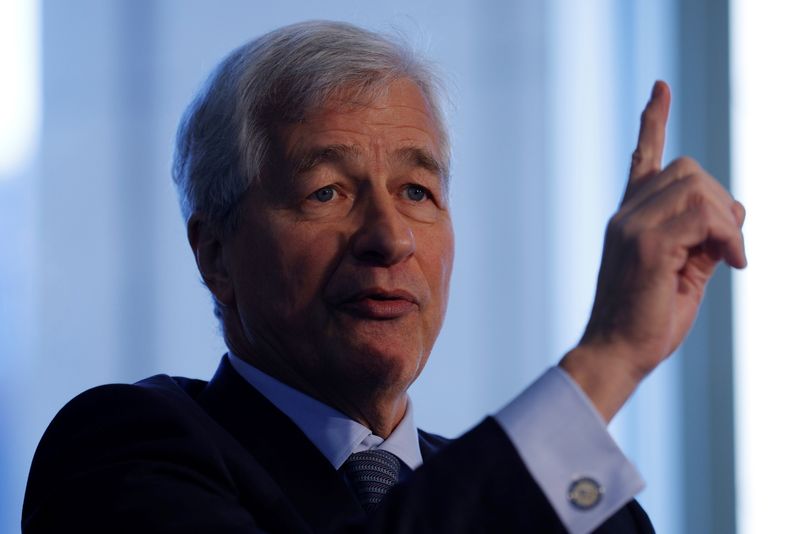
43,374,208,429
23,374,220,522
27,374,213,480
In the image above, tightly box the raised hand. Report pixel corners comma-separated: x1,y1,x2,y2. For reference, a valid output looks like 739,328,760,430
560,81,747,422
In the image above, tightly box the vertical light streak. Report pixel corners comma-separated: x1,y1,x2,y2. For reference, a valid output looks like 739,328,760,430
732,2,800,532
0,0,40,177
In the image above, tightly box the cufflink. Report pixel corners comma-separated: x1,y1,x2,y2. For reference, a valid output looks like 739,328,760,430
568,477,603,510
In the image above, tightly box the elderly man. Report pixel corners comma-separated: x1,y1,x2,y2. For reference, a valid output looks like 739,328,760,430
23,21,746,533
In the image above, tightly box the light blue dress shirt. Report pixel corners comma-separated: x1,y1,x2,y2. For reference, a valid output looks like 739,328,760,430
227,353,642,534
228,353,422,471
494,367,645,533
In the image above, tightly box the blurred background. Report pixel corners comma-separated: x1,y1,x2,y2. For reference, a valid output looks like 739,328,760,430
1,1,797,532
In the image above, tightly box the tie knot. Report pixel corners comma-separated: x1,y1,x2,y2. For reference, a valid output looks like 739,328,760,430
343,449,401,511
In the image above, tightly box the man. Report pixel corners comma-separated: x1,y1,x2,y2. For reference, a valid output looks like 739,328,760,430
22,21,746,533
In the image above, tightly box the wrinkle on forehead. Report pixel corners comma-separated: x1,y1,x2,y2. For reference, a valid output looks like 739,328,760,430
278,80,450,188
287,142,447,186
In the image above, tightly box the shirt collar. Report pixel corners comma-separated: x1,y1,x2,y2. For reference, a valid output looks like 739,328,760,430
227,353,423,471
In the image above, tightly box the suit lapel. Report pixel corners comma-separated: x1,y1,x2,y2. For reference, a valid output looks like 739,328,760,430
418,428,451,461
196,357,364,531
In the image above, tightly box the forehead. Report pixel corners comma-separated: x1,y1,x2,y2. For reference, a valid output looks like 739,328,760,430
279,79,446,171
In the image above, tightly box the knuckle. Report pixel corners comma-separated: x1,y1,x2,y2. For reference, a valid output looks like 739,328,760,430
733,200,746,225
673,156,700,174
691,201,713,227
678,173,713,208
682,172,704,190
631,148,646,166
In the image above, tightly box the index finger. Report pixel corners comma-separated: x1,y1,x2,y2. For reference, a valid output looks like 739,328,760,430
629,81,671,184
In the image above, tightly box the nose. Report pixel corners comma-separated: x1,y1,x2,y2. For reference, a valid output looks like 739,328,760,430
351,193,415,266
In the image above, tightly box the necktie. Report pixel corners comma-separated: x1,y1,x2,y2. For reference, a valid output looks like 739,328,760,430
343,449,401,511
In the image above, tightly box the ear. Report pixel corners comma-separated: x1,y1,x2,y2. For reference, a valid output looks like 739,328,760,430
187,214,235,307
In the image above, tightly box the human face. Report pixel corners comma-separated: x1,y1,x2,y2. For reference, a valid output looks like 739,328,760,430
226,79,454,401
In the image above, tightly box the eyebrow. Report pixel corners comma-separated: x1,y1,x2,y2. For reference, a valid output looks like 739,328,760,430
290,144,361,179
289,143,450,186
390,146,450,183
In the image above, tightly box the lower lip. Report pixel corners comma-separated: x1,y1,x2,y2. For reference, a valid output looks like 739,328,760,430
338,298,417,319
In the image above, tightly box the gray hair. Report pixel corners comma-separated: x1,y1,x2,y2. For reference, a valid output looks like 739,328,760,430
172,20,450,238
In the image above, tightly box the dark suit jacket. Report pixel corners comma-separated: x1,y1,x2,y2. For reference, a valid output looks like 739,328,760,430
23,357,654,533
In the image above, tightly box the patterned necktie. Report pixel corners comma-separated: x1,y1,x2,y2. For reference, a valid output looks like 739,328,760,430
343,449,401,511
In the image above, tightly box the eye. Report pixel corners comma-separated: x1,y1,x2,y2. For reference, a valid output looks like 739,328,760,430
310,186,337,202
404,184,430,202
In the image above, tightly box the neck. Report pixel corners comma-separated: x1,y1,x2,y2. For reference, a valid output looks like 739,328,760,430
330,388,408,438
247,350,408,437
226,327,408,438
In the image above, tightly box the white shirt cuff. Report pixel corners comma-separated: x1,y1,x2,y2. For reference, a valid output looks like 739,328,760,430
494,366,644,534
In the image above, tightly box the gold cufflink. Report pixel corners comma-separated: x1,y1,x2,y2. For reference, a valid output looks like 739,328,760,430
568,477,604,510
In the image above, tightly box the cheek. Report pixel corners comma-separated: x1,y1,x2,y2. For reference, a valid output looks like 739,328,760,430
441,235,455,291
418,226,455,313
261,224,346,313
429,225,455,287
232,225,301,314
